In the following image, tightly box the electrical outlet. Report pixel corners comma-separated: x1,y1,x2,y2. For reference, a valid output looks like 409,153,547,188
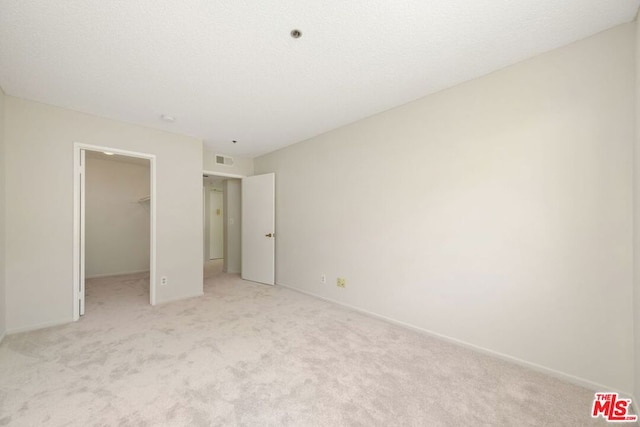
320,274,326,284
337,277,346,288
161,276,168,286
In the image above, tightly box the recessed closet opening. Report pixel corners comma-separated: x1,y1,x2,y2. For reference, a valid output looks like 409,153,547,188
73,144,157,321
84,151,151,313
85,151,150,277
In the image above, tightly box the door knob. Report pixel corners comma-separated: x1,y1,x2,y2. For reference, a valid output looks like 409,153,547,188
265,233,274,238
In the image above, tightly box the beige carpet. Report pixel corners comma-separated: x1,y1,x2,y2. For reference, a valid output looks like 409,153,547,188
0,261,629,426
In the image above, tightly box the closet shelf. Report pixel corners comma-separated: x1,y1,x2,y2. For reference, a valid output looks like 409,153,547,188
138,195,151,203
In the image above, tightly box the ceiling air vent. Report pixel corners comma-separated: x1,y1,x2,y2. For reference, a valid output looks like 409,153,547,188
215,154,234,166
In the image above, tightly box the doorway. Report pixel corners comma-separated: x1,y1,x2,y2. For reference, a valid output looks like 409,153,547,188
202,173,242,277
201,170,276,286
209,189,224,260
85,151,150,275
73,144,157,321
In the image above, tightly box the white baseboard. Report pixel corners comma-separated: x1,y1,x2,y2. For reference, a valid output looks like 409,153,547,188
86,270,150,279
7,318,72,335
277,282,633,398
155,291,204,306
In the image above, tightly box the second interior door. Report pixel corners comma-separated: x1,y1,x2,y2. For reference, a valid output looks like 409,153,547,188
241,173,275,285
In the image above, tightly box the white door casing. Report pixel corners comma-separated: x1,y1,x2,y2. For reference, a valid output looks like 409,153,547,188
76,149,86,316
73,143,157,321
241,173,275,285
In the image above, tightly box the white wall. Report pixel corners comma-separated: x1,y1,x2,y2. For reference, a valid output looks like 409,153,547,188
203,149,253,177
5,97,203,332
0,86,6,340
256,23,636,393
85,156,150,278
223,179,241,273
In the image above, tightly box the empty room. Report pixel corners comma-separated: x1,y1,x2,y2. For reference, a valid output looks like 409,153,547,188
1,1,640,426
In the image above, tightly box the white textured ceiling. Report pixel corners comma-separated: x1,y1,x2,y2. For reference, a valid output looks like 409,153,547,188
0,1,638,157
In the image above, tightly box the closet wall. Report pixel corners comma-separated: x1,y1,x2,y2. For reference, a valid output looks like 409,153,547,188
86,154,150,278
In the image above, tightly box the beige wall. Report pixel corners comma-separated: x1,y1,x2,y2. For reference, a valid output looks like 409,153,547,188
0,86,6,340
223,179,241,274
85,156,150,278
203,149,253,177
635,15,640,404
5,97,203,332
256,23,636,393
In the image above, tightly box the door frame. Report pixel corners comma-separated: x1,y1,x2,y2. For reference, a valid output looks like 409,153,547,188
73,143,157,321
202,170,245,180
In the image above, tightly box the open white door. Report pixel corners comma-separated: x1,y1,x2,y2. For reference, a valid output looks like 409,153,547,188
242,173,275,285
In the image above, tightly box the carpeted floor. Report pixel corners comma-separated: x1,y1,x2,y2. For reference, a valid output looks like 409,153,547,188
0,261,630,426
